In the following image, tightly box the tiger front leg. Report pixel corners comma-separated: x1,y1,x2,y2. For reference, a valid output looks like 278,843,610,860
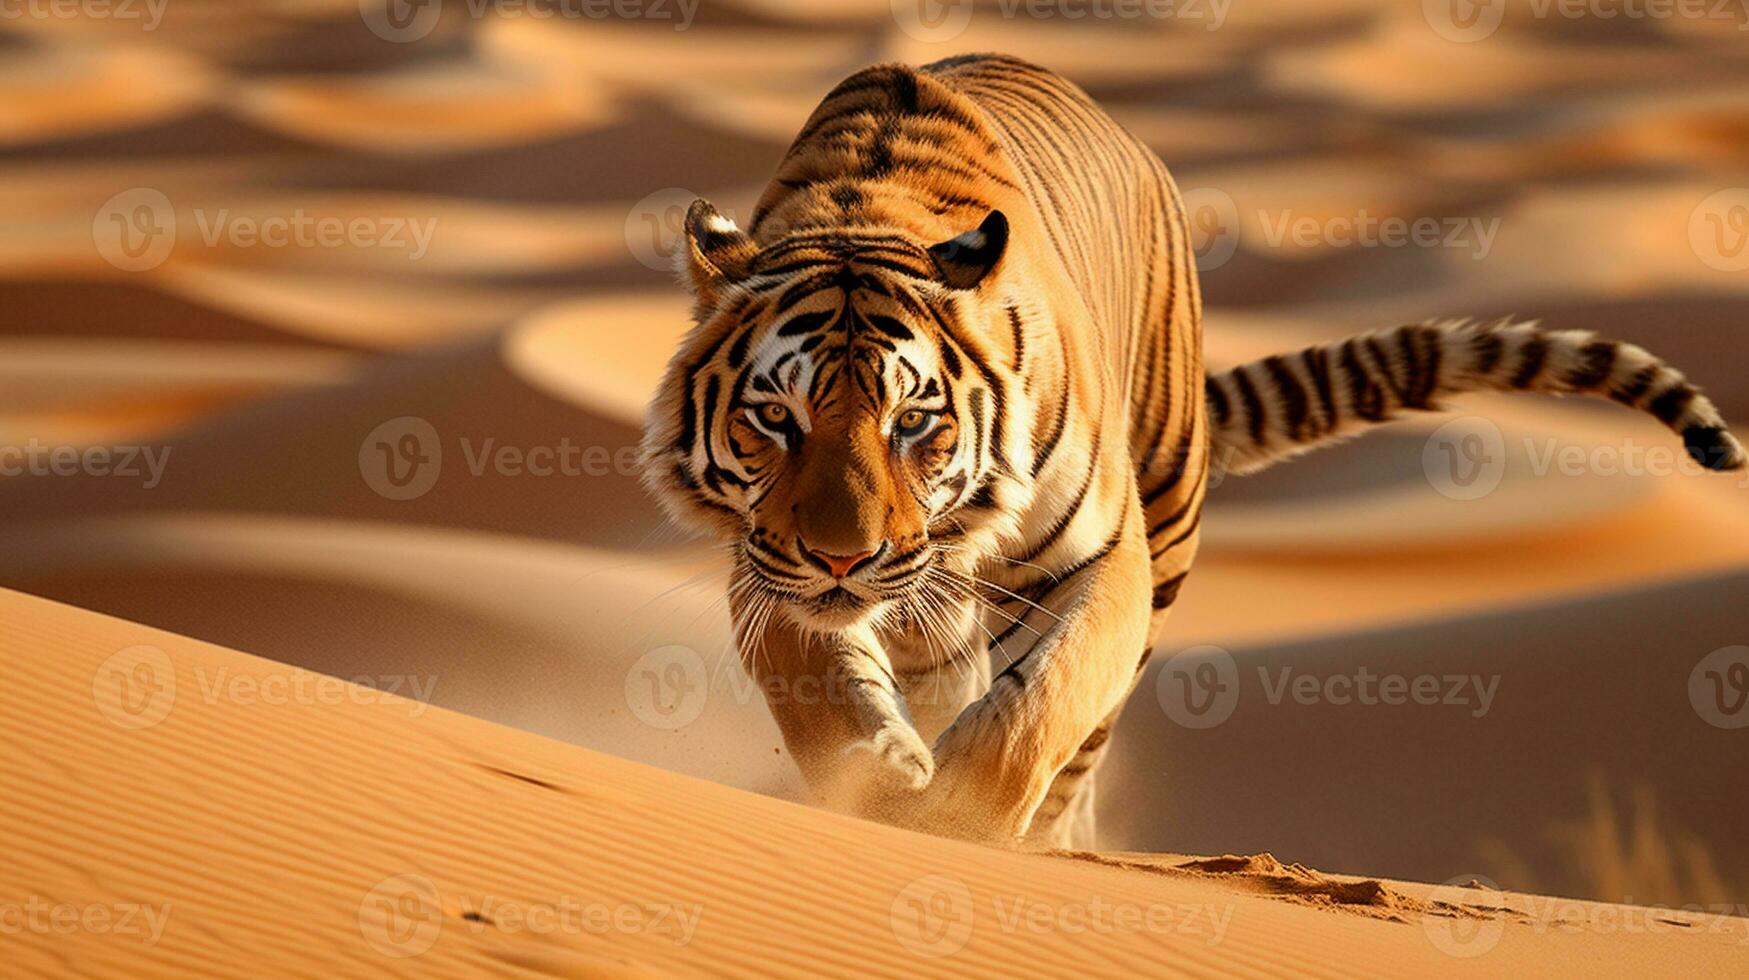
736,605,934,818
908,520,1153,844
1024,583,1190,848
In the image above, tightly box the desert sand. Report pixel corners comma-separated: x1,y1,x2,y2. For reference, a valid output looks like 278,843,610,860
6,587,1748,976
2,0,1748,969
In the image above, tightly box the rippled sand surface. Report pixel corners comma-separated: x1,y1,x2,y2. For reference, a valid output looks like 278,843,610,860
2,0,1746,908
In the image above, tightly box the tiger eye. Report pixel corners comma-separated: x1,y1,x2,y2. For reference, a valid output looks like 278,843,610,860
756,403,790,426
896,409,934,437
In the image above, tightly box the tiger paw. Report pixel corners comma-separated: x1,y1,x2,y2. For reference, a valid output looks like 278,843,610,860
841,722,935,792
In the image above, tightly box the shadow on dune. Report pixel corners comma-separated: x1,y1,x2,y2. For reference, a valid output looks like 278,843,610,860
0,280,354,347
1105,569,1749,904
279,99,788,205
0,335,666,549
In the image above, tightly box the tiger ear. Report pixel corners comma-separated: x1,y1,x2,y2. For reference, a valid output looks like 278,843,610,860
928,210,1008,290
679,199,757,303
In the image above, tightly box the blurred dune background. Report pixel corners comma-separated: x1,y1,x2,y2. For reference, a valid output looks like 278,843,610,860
2,0,1746,912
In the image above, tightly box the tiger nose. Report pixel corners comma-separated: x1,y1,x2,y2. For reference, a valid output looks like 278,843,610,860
800,540,883,579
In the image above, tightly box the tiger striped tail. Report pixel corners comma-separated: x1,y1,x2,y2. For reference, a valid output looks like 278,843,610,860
1205,318,1746,477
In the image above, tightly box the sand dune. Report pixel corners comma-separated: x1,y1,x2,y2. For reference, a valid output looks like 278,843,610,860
1109,569,1749,895
0,339,355,412
1268,12,1708,110
2,0,1746,932
153,266,562,348
0,44,212,144
6,588,1746,976
0,512,797,795
231,63,617,153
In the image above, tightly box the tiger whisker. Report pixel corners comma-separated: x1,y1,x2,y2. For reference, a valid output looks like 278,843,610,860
624,567,731,619
930,565,1064,625
916,571,990,679
923,565,1038,641
934,541,1061,583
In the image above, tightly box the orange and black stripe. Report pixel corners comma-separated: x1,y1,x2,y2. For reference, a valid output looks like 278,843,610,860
1206,318,1745,477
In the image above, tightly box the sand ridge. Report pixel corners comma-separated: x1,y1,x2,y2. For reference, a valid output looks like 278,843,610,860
5,587,1747,976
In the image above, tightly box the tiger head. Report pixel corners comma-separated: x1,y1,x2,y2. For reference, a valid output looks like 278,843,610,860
642,199,1031,634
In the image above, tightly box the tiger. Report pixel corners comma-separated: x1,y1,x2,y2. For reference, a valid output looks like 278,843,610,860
640,53,1744,849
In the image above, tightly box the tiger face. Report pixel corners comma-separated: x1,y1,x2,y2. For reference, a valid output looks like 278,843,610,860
642,200,1026,634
